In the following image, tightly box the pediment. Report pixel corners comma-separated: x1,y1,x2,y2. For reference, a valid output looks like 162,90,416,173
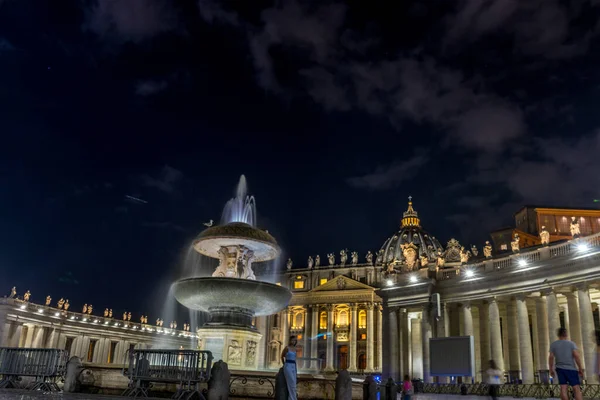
310,275,375,292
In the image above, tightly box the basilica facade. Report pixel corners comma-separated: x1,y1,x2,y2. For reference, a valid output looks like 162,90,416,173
271,199,600,384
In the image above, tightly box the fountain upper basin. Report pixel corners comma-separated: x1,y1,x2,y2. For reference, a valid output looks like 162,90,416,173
172,277,291,316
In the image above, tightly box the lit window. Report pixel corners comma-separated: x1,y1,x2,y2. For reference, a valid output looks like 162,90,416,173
358,310,367,328
297,334,303,340
337,310,348,327
294,281,305,289
319,311,327,329
296,275,303,279
360,333,366,340
320,278,328,285
500,244,507,251
294,312,304,328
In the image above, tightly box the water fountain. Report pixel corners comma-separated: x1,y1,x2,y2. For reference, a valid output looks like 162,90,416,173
172,176,291,370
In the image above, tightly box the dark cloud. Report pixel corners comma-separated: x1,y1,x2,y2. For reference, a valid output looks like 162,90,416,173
84,0,178,43
140,165,183,193
135,80,168,96
346,153,429,190
444,0,599,60
197,0,239,26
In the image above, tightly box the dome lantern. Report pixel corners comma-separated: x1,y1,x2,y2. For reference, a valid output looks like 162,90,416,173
401,196,421,228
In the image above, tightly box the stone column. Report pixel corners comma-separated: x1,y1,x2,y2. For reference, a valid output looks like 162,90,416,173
400,309,410,379
516,296,534,384
23,325,35,347
566,291,585,369
303,307,311,369
11,323,23,347
422,305,432,383
489,298,504,372
281,307,290,350
366,303,375,372
461,303,474,336
479,302,490,371
377,305,383,372
383,306,398,379
546,290,561,344
326,304,335,371
437,303,449,338
535,296,550,375
411,317,423,379
310,305,319,370
349,304,358,372
577,286,597,383
0,310,8,347
507,300,521,381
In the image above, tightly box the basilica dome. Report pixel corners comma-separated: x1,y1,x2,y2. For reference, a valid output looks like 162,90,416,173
378,198,444,270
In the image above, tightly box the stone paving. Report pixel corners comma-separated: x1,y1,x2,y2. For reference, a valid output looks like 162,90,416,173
0,391,163,400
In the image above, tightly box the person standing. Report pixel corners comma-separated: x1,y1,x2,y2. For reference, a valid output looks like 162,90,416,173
281,335,298,400
549,327,584,400
402,375,413,400
485,360,502,400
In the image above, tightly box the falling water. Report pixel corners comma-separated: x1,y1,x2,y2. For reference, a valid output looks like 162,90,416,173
221,175,257,226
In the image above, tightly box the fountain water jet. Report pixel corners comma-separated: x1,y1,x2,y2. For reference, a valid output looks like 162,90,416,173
172,175,291,370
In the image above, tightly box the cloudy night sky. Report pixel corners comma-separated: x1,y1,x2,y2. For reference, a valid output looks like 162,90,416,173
1,0,600,316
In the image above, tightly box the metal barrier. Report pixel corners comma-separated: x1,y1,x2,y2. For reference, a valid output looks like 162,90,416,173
421,383,600,399
122,349,212,399
0,347,68,391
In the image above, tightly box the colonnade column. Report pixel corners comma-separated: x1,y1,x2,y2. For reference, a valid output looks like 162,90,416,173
479,302,490,371
303,306,311,369
349,304,358,372
535,295,550,379
565,292,585,370
546,290,561,345
325,304,334,371
516,296,534,384
400,309,410,379
281,307,289,350
310,305,319,370
366,303,375,372
422,305,432,383
507,301,521,379
577,285,598,383
377,304,383,372
461,303,473,382
383,306,398,379
488,298,504,372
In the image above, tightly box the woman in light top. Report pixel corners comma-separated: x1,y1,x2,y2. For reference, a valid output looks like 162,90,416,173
281,335,298,400
486,360,502,400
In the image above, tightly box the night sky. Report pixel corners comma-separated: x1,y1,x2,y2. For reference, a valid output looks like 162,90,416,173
1,0,600,317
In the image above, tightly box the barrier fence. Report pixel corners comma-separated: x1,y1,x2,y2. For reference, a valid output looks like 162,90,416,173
122,348,212,399
421,383,600,398
0,347,68,391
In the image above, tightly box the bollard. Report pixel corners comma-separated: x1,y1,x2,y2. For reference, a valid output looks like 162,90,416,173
207,360,230,400
335,370,352,400
385,377,397,400
362,375,377,400
275,367,289,400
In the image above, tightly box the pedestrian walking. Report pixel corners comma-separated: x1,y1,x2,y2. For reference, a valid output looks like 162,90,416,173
485,360,502,400
402,375,413,400
549,327,584,400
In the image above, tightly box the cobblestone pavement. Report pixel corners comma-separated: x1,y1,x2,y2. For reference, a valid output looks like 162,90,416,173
0,390,161,400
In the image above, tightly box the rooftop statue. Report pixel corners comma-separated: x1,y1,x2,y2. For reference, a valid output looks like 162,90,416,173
87,305,93,315
570,217,581,238
83,304,88,314
328,253,335,266
366,251,373,266
109,309,112,318
57,298,65,309
23,290,31,302
127,312,132,321
64,300,70,311
123,312,127,321
104,308,109,317
45,295,51,306
286,258,293,271
307,256,314,269
436,249,445,268
471,245,479,257
460,246,471,264
315,255,321,267
511,234,520,253
420,254,429,269
540,226,550,246
9,287,16,299
340,249,348,266
351,251,358,266
445,238,462,262
376,249,384,265
483,241,493,258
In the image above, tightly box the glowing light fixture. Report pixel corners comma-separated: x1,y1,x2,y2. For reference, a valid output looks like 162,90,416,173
386,279,393,286
37,309,44,313
409,275,418,283
19,305,26,310
54,312,60,317
70,316,76,320
465,270,475,278
577,242,589,252
518,259,528,267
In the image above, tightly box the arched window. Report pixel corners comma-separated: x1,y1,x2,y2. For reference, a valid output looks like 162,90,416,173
294,312,304,329
273,314,279,328
358,310,367,328
320,311,327,329
337,310,348,327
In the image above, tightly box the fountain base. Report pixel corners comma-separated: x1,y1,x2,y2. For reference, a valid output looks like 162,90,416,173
198,327,262,370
